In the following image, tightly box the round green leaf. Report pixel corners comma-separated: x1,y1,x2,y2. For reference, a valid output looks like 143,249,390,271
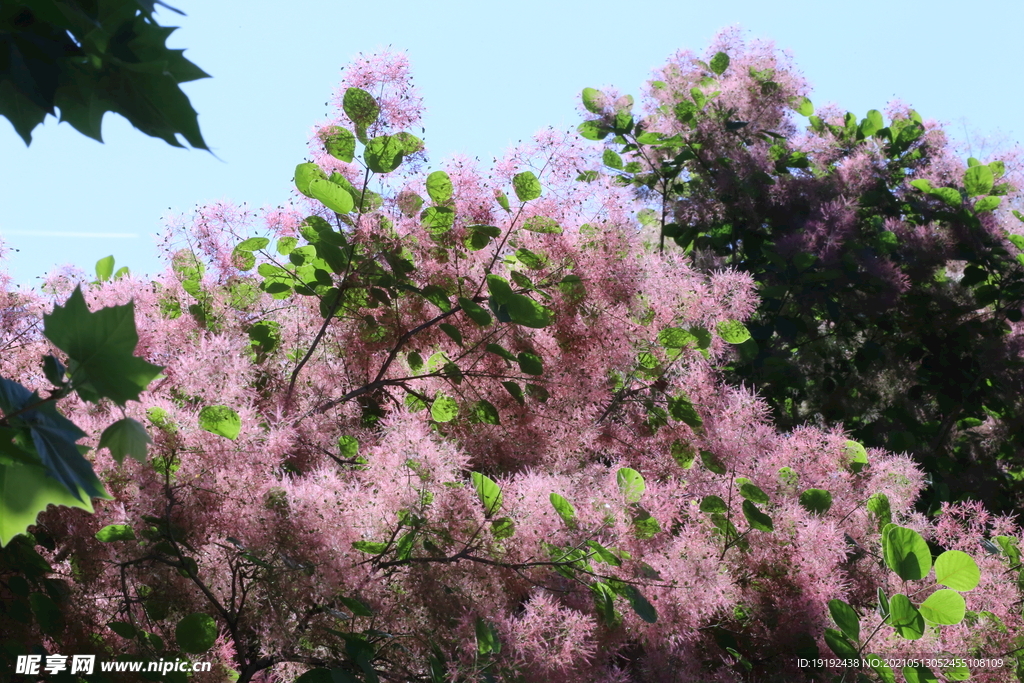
295,668,334,683
902,665,939,683
883,525,932,581
616,467,645,504
512,171,542,201
581,87,605,114
843,440,869,473
934,550,980,591
469,400,500,425
919,589,966,625
699,495,727,514
294,163,326,198
709,51,730,75
799,488,833,515
426,171,453,204
716,319,750,344
198,405,241,440
342,87,379,127
964,164,994,197
320,126,356,163
430,394,458,422
175,612,218,653
737,481,769,505
577,120,610,140
364,135,405,174
887,594,925,639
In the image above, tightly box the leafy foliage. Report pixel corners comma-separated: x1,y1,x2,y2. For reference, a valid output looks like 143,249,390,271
0,0,209,147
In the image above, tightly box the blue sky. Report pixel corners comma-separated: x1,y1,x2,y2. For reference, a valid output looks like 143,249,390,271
1,0,1021,287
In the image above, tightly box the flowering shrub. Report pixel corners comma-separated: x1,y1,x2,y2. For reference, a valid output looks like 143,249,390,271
2,37,1023,683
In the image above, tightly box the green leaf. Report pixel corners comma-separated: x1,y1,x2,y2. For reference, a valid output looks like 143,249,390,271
709,51,730,75
700,495,727,514
96,524,136,542
934,550,980,591
29,591,63,635
667,394,703,430
616,467,645,504
902,665,939,683
515,248,547,270
793,97,814,116
581,87,604,114
0,459,97,546
974,195,1001,212
295,163,327,198
578,120,610,140
352,541,388,554
550,493,577,525
490,516,515,540
867,492,891,531
513,171,542,201
95,255,115,282
310,177,357,215
343,87,380,127
458,297,492,326
516,352,543,375
521,216,562,234
420,284,452,311
109,621,138,638
828,599,860,641
919,589,965,625
843,440,869,473
98,418,151,464
964,164,994,196
742,500,773,531
321,126,356,162
469,400,500,425
700,449,727,474
430,395,458,423
658,327,697,349
426,171,453,204
364,135,406,174
618,584,657,623
860,109,884,138
799,488,833,515
198,405,241,441
421,206,455,235
717,319,750,344
338,595,373,617
602,149,623,170
738,482,769,505
439,324,463,346
586,540,621,565
888,594,925,639
671,440,696,468
175,613,218,654
471,472,503,517
867,654,896,683
338,435,359,459
475,617,501,655
501,381,525,405
823,629,858,658
884,525,932,581
43,287,163,406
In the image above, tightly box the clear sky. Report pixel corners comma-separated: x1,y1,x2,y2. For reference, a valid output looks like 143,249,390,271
1,0,1021,287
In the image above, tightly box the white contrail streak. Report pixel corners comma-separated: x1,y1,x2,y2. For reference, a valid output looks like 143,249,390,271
0,230,139,238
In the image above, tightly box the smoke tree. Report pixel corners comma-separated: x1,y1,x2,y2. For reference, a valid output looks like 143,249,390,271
2,37,1023,683
575,28,1024,516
